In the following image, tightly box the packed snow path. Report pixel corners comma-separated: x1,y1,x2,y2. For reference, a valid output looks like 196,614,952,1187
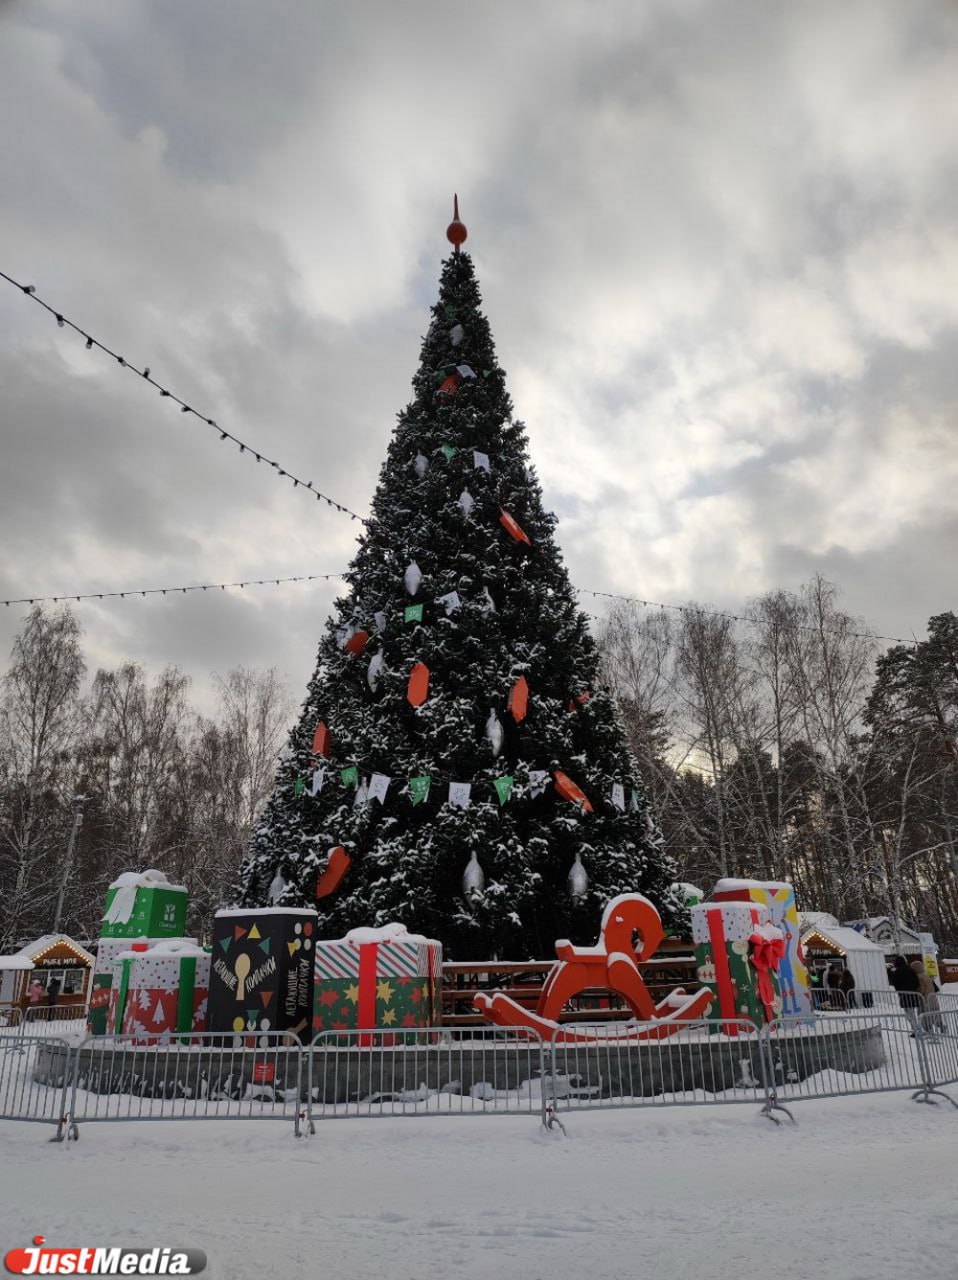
1,1094,955,1279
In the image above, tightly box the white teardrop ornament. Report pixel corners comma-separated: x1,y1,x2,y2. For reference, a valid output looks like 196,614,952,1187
485,709,504,758
462,851,485,896
567,853,589,900
367,652,384,692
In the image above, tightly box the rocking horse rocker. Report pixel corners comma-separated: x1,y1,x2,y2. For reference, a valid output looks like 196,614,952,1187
474,893,713,1043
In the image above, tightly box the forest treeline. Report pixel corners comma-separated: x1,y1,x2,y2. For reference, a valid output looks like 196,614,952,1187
600,576,958,949
1,575,956,950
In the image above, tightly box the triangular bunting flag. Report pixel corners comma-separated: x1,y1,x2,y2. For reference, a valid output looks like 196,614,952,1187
448,781,472,809
436,591,461,615
528,769,550,797
248,924,261,940
234,926,248,941
493,775,514,805
369,773,391,804
260,990,273,1008
409,775,431,806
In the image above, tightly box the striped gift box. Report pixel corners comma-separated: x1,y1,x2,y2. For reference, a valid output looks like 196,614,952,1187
313,925,442,1035
315,934,433,980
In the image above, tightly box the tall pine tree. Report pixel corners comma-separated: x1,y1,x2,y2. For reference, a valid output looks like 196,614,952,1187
239,213,680,958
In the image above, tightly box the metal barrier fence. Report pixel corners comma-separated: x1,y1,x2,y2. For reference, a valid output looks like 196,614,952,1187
0,1033,74,1133
306,1028,548,1127
811,988,928,1013
21,1004,89,1037
545,1019,767,1117
0,1006,22,1031
917,1009,958,1102
1,1012,956,1140
762,1011,931,1108
64,1033,307,1137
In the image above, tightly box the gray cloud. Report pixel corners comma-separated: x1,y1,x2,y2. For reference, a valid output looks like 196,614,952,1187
1,0,956,708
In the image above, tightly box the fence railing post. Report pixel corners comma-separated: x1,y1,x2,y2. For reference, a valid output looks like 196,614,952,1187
541,1031,564,1133
756,1024,794,1125
50,1041,79,1142
911,1014,958,1109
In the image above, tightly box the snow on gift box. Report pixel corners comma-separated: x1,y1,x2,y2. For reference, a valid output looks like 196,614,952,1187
111,939,211,1045
100,869,188,940
712,878,811,1016
691,902,785,1034
207,908,317,1039
313,923,443,1041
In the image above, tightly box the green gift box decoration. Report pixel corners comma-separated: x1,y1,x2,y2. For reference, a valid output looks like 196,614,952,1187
100,871,188,940
691,901,783,1034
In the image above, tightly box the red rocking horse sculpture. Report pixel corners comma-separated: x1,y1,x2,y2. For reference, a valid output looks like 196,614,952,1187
474,893,713,1042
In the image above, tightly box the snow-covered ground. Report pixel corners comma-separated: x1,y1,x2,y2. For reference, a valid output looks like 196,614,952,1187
1,1092,956,1280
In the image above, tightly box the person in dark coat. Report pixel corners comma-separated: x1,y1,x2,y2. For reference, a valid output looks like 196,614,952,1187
45,977,61,1020
825,962,846,1009
838,965,857,1009
888,955,921,1027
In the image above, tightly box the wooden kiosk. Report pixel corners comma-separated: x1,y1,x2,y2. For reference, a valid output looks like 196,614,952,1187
4,934,95,1013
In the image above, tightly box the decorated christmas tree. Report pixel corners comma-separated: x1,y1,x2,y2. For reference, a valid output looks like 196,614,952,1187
239,202,680,958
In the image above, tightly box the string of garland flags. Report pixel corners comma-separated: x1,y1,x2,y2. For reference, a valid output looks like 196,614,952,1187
297,716,643,818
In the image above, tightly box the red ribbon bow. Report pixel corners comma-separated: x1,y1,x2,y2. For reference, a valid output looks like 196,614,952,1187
749,930,786,1021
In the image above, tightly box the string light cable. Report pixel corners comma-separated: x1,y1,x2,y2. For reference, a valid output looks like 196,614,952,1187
0,272,914,646
0,269,368,523
0,573,914,646
575,587,913,647
0,572,346,608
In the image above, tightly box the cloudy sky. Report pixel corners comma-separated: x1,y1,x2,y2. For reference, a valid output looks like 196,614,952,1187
2,0,957,710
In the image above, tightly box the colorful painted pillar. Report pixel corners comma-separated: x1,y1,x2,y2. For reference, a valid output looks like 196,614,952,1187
712,879,811,1016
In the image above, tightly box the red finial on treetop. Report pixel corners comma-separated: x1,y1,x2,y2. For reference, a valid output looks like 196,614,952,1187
446,193,467,253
